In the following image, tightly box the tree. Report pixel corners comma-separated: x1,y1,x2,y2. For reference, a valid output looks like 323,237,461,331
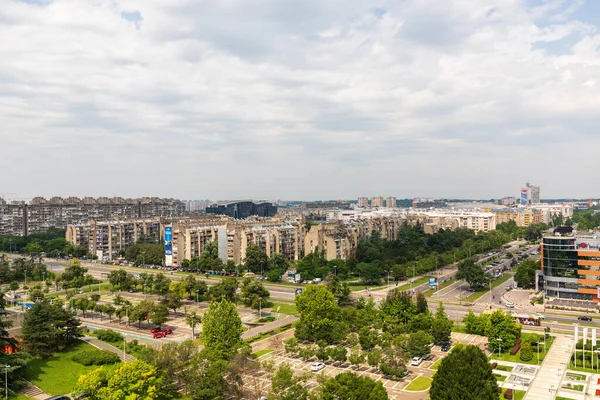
485,310,521,352
0,293,27,397
520,341,533,361
196,241,223,272
201,299,243,360
240,278,270,310
146,341,198,397
23,242,43,257
379,346,407,378
59,258,87,288
408,330,434,358
21,299,82,357
416,292,428,314
431,302,453,344
244,244,269,274
152,273,170,297
284,337,299,354
430,344,498,400
325,274,352,306
268,363,309,400
186,356,229,400
76,360,162,400
151,303,170,329
208,277,238,302
358,327,378,351
514,259,540,289
463,309,486,336
367,349,382,368
185,311,200,339
103,305,116,322
348,349,365,368
294,285,348,344
331,345,348,363
130,300,154,329
456,258,486,288
162,292,183,313
380,289,416,325
267,253,290,282
320,372,389,400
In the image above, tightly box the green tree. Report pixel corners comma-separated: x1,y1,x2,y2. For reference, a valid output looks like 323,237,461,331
431,302,453,344
152,273,170,297
367,349,382,368
358,327,378,351
23,242,44,257
463,309,486,336
325,273,352,306
185,311,200,339
130,299,154,329
196,241,223,272
268,363,309,400
408,330,434,358
151,303,170,329
320,372,389,400
21,299,82,357
520,341,533,361
244,244,269,275
379,346,407,378
76,360,162,400
201,299,243,360
240,278,270,310
162,292,183,313
514,259,540,289
331,345,348,363
456,258,486,288
430,344,498,400
295,285,348,344
485,310,521,353
348,349,365,368
208,277,238,302
416,292,428,314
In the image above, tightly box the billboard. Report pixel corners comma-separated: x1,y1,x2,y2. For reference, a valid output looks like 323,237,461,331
164,226,173,267
429,278,438,289
520,189,528,204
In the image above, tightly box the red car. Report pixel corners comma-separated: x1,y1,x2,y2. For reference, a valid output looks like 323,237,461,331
153,331,165,339
150,328,160,334
164,328,173,335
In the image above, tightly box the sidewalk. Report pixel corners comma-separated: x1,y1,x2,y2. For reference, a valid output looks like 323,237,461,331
84,336,136,362
524,334,573,400
242,315,297,340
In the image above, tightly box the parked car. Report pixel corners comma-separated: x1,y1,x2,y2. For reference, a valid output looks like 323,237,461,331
164,328,173,335
410,357,422,366
310,362,325,372
153,332,166,339
578,316,593,321
150,328,161,333
441,342,451,352
504,302,515,308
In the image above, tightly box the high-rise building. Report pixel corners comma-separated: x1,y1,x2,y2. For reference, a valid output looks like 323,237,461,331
205,201,278,219
371,197,384,208
385,197,396,208
521,183,540,205
357,197,369,208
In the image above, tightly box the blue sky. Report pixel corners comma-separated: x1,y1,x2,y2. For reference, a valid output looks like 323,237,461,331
1,0,600,201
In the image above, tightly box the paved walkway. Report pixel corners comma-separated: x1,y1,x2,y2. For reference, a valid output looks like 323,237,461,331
524,334,573,400
19,380,49,400
242,315,297,340
84,336,136,362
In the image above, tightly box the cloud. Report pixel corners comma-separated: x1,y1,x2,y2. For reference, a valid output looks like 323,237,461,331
1,0,600,200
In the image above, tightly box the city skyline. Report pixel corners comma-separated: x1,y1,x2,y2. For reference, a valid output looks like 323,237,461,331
3,1,600,200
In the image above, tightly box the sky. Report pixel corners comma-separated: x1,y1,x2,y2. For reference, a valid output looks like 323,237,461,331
1,0,600,201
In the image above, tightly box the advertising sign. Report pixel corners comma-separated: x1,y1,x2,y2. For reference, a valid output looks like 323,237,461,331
164,226,173,256
295,288,303,296
429,278,438,289
520,189,528,204
295,273,301,283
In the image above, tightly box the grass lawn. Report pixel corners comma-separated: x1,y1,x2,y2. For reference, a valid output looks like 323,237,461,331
556,397,577,400
405,376,432,391
12,395,35,400
490,337,555,365
451,324,468,333
254,349,273,358
502,388,525,400
396,277,431,292
23,341,100,395
463,274,513,302
430,358,443,370
567,361,599,374
562,383,584,392
494,373,506,382
495,364,514,372
271,303,297,315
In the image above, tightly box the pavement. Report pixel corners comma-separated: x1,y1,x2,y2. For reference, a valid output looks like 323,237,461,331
84,336,136,361
524,334,573,400
242,314,298,340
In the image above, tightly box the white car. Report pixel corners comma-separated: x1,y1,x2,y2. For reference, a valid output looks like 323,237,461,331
410,357,423,366
311,362,325,372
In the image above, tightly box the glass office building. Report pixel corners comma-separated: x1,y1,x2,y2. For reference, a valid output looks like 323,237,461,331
205,201,278,219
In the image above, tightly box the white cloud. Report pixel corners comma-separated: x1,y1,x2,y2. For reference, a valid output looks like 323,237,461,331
1,0,600,200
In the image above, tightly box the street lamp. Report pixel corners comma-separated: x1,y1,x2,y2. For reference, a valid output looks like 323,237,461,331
497,338,503,359
122,334,127,361
384,270,390,290
259,297,262,319
2,365,9,400
191,314,195,340
195,290,199,303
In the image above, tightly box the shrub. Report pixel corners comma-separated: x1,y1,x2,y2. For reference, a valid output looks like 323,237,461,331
491,362,498,369
520,342,533,362
510,339,522,356
72,349,121,366
94,329,123,343
257,316,277,323
504,388,513,399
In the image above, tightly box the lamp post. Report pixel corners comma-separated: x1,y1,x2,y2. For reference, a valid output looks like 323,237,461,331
259,297,262,319
497,338,502,359
191,314,195,340
3,365,9,400
196,290,199,304
385,270,390,290
123,334,127,361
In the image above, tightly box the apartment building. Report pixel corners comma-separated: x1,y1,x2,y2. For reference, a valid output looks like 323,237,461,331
371,197,384,208
540,233,600,302
357,197,369,208
0,197,186,236
304,222,359,261
385,197,397,208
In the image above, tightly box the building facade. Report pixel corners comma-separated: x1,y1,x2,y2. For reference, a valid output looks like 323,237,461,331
540,234,600,302
357,197,369,208
385,197,397,208
205,201,278,219
371,197,384,208
0,197,186,236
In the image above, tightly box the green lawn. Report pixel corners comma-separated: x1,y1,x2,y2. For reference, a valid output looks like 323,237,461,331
396,277,432,291
23,341,101,395
494,373,506,382
430,358,443,370
502,388,525,400
562,383,584,392
490,337,555,365
271,303,297,315
253,350,273,358
425,278,458,298
12,394,35,400
495,364,514,372
556,397,577,400
463,274,513,302
405,376,432,391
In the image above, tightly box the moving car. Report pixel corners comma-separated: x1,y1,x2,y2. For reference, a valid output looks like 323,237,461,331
578,316,593,321
310,362,325,372
504,302,515,308
410,357,422,366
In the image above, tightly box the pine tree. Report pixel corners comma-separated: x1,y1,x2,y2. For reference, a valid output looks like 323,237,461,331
430,344,498,400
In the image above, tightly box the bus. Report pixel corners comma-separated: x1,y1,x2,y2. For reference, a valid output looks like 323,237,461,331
512,314,541,326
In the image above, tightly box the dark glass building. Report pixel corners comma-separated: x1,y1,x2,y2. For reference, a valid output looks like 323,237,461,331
205,201,278,219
